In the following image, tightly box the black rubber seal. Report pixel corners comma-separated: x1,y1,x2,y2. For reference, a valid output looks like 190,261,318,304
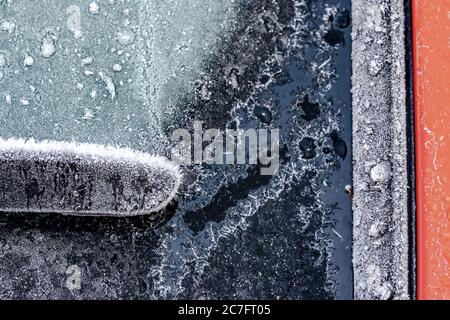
404,0,417,300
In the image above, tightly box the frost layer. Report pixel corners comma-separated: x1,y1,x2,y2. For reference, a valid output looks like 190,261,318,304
0,0,238,152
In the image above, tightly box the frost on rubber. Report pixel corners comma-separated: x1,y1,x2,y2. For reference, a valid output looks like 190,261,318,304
352,0,412,299
0,138,182,216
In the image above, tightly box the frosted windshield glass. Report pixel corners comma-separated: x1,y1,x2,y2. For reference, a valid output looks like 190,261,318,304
0,0,237,151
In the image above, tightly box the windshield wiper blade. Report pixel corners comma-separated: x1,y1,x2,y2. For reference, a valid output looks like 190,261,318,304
0,138,182,217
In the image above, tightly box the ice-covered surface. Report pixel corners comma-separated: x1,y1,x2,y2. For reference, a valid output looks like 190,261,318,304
0,138,182,216
0,0,352,299
0,0,238,153
352,0,413,299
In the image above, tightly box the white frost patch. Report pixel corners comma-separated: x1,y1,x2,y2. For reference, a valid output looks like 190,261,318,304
133,0,239,142
76,82,84,90
66,5,82,39
368,59,383,76
0,137,180,175
19,98,30,106
112,63,122,72
82,108,94,120
369,220,387,238
5,94,12,104
370,161,391,183
40,35,56,58
65,265,82,291
81,57,94,65
117,30,135,46
98,71,116,99
23,52,35,67
0,20,16,33
89,2,100,15
83,69,94,76
362,264,393,300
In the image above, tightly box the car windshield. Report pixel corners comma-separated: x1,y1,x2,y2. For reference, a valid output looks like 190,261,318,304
0,0,352,300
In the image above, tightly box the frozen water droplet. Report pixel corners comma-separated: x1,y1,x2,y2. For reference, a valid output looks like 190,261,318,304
20,98,30,106
370,162,391,183
379,285,393,300
227,68,240,89
40,35,56,59
89,2,100,15
369,220,387,238
66,5,82,39
5,94,12,104
275,52,284,65
76,82,84,90
117,30,135,46
90,89,97,100
0,53,6,67
0,20,16,34
82,108,95,120
98,71,116,100
369,60,383,76
23,52,35,67
34,91,42,103
65,265,81,291
83,69,94,76
200,84,211,101
81,57,94,65
112,63,122,72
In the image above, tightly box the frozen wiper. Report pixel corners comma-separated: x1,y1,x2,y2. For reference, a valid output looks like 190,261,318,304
0,138,182,216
